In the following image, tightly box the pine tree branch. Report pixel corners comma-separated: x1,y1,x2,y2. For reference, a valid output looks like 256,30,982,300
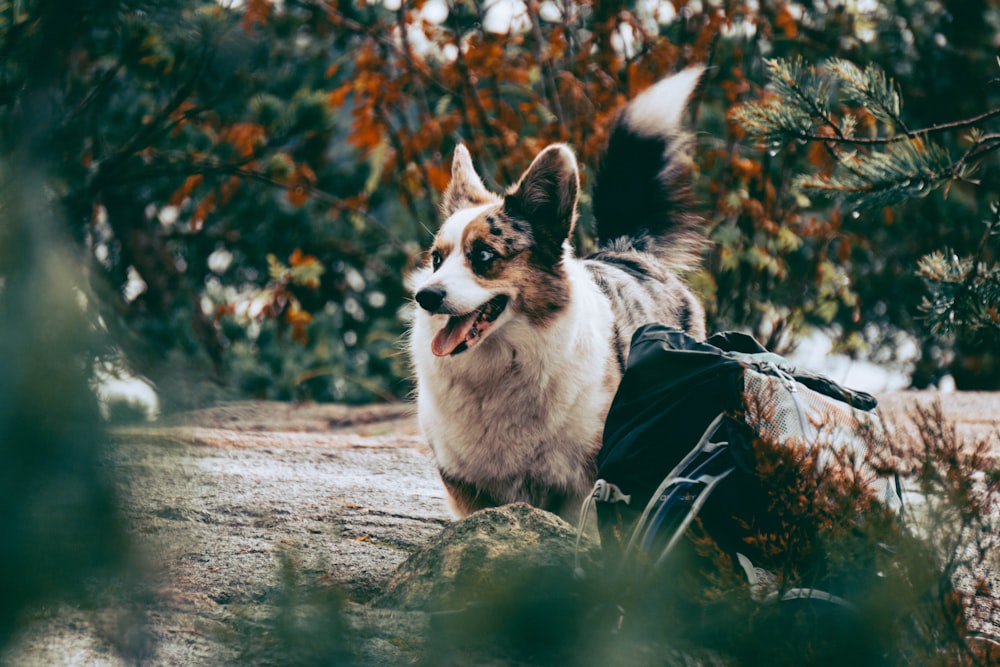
918,204,1000,334
783,107,1000,146
769,59,845,141
744,59,1000,150
968,203,1000,283
953,133,1000,179
797,135,954,209
740,59,1000,213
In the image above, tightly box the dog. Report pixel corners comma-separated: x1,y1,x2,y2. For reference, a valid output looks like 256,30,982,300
408,67,707,521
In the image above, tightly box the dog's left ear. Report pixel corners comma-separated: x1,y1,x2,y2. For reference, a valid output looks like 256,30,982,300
504,144,579,262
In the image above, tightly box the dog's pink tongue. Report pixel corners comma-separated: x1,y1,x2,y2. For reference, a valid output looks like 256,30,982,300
431,312,478,357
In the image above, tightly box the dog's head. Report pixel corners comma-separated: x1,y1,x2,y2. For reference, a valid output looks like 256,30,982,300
410,143,579,357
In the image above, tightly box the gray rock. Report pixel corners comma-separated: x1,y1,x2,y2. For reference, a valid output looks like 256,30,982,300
376,502,601,612
369,504,735,666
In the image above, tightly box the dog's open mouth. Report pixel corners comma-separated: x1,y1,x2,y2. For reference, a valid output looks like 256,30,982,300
431,295,509,357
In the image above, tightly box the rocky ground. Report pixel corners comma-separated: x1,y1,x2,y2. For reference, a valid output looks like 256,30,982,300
2,392,998,666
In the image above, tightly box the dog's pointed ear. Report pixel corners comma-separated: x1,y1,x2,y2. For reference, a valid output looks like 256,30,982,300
503,144,579,261
441,144,493,218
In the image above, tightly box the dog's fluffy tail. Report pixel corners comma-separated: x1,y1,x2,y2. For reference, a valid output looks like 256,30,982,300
592,67,704,268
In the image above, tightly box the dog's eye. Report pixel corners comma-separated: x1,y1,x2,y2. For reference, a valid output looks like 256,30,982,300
431,250,442,271
472,248,495,268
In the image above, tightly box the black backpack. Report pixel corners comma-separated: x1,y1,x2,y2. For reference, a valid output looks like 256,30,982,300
576,324,902,611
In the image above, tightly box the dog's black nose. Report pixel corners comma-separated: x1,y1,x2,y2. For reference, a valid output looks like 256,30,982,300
415,286,447,313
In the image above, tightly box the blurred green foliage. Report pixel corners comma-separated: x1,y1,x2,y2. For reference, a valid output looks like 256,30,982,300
0,173,135,650
2,0,418,408
0,0,998,408
224,552,351,666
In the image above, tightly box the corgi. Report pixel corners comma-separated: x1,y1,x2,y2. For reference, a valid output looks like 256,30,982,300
408,67,707,521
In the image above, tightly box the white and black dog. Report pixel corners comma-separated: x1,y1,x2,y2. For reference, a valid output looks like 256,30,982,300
409,67,707,520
